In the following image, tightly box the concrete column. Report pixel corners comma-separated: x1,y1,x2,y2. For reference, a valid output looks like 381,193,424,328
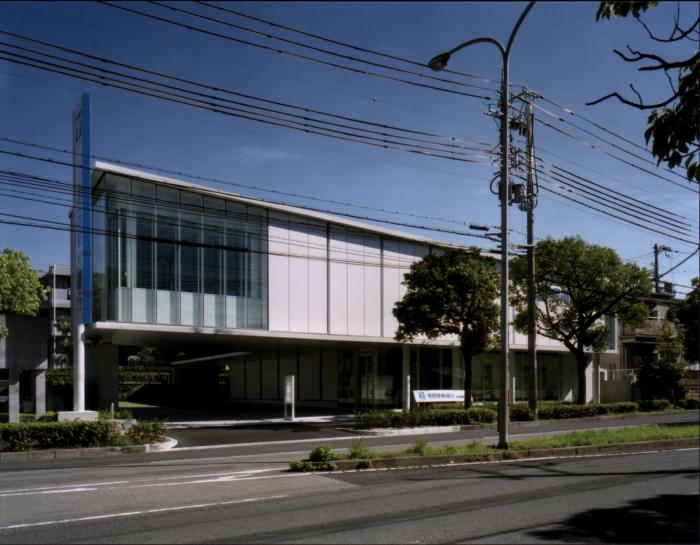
73,323,85,411
98,344,120,410
34,369,46,416
8,368,20,424
402,344,410,411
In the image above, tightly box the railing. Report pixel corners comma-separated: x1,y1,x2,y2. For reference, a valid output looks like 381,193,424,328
621,319,665,337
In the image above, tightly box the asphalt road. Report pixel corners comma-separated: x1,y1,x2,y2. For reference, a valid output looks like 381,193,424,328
1,448,697,543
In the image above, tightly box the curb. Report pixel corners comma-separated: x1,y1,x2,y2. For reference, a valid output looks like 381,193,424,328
297,437,699,472
0,436,178,462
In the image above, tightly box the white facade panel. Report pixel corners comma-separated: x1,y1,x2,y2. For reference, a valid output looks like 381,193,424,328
347,230,365,336
382,239,401,339
364,235,382,337
329,227,348,335
308,220,328,334
268,211,289,332
288,220,309,333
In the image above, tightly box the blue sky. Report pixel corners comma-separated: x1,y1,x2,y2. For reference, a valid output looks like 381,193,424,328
1,1,698,296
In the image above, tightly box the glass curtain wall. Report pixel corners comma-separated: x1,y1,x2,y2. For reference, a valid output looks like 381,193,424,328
95,173,268,329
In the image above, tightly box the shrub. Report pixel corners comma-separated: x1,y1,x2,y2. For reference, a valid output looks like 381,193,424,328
309,444,341,462
125,420,166,444
347,438,375,459
676,398,699,410
607,402,638,413
0,421,120,452
289,460,337,472
355,407,496,429
510,403,536,421
408,438,428,456
638,399,672,412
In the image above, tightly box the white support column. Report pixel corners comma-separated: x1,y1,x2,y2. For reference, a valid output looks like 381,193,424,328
402,344,410,411
8,368,20,424
34,369,46,417
73,323,85,411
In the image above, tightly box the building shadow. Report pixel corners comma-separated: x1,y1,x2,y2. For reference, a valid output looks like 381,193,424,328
529,494,699,543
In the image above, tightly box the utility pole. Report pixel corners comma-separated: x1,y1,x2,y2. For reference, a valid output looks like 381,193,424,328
524,100,538,415
653,243,671,293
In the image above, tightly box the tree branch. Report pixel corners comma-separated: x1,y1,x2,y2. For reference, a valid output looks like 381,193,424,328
637,13,700,42
586,90,679,109
615,47,697,71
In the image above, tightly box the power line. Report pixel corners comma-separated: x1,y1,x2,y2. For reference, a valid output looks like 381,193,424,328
537,162,696,227
0,52,495,165
148,0,499,94
0,32,496,151
536,183,697,246
195,1,500,85
532,143,699,214
0,68,493,183
97,1,495,101
0,151,499,242
535,169,693,238
535,116,698,193
0,137,500,231
0,48,496,163
532,100,690,182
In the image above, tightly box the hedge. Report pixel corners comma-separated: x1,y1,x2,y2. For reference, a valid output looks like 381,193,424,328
355,407,496,429
0,420,166,452
356,398,690,428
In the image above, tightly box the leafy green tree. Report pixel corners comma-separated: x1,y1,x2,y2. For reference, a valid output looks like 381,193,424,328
511,237,651,404
393,249,500,409
638,319,687,402
55,314,72,366
0,247,48,339
589,1,699,182
669,277,699,363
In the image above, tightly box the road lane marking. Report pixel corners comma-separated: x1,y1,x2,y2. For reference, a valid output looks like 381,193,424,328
0,487,98,497
0,481,129,495
0,470,276,497
0,494,288,531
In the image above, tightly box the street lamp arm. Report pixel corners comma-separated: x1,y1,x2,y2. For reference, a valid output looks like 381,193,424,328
446,36,505,58
505,1,536,55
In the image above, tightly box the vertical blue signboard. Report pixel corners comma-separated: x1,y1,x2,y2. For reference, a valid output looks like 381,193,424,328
72,93,92,326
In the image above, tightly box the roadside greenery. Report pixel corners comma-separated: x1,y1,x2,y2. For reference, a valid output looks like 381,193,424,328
506,424,698,450
289,424,699,471
355,399,695,429
355,407,496,429
0,419,166,452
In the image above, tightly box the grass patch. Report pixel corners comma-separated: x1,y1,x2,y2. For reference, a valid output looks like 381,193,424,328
507,424,699,451
289,424,698,471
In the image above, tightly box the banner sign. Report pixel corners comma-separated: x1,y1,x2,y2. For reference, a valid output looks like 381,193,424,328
71,93,92,325
413,390,465,403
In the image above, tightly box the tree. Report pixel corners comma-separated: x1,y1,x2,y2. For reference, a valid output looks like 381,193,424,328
393,249,499,409
55,314,72,366
669,277,699,363
511,236,651,404
0,247,48,339
638,319,687,402
589,1,699,182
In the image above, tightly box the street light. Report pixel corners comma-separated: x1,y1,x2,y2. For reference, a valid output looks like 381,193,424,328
428,1,535,449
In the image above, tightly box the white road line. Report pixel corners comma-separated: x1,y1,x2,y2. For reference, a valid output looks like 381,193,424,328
0,470,277,497
0,481,129,495
0,494,288,531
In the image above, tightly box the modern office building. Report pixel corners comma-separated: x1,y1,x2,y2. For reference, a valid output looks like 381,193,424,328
73,161,618,411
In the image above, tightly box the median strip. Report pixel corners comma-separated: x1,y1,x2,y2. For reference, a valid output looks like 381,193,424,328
289,424,700,471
